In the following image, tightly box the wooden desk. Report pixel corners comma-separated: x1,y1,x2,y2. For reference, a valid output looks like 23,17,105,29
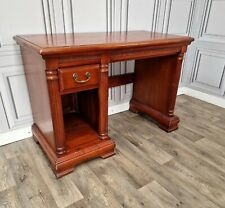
15,31,193,177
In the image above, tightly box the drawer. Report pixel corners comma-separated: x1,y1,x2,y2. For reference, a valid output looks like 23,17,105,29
58,64,100,92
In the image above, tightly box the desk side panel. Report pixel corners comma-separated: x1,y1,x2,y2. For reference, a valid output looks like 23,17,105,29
133,55,177,113
131,54,180,132
20,46,55,150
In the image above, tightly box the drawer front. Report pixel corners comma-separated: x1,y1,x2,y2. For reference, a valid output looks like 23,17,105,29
59,64,100,92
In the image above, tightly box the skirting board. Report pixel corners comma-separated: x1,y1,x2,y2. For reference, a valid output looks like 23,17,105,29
1,86,225,146
108,101,130,115
180,87,225,109
0,126,32,146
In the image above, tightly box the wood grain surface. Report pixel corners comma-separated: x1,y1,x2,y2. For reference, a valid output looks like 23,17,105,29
14,31,193,56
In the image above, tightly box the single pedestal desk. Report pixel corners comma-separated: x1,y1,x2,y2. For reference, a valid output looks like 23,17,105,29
15,31,193,177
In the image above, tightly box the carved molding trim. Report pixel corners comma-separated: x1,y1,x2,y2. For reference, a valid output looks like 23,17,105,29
191,48,225,95
0,92,9,132
100,64,109,73
0,67,32,129
178,52,185,61
46,70,58,80
200,0,225,40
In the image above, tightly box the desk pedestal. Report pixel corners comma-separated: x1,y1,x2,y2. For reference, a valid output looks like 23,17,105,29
130,53,183,132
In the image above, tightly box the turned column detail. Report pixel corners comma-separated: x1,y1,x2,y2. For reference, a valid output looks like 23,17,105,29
168,52,185,117
46,70,66,154
98,58,109,140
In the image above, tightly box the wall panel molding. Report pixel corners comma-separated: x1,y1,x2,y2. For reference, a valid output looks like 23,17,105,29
159,0,195,35
0,46,33,130
0,0,45,46
199,0,225,41
107,0,132,103
191,48,225,95
0,92,9,133
0,66,33,129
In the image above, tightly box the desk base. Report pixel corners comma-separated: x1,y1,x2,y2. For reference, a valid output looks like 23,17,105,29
32,124,116,178
130,99,179,132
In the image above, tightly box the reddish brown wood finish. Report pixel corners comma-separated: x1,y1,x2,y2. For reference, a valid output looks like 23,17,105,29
14,31,193,56
98,57,110,140
46,70,66,154
130,52,185,132
15,31,193,177
77,89,99,130
109,73,135,88
58,64,100,93
20,47,56,150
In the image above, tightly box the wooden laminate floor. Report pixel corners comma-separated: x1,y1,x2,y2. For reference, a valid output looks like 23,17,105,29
1,95,225,208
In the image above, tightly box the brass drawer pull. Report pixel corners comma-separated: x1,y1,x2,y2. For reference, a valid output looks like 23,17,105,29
73,72,91,83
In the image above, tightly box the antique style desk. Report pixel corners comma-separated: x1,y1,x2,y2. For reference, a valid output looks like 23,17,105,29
15,31,193,177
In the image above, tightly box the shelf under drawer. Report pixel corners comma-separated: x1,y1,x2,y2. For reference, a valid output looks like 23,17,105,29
64,112,102,152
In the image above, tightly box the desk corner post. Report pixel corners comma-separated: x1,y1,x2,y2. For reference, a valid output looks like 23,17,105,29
46,69,66,154
168,51,185,117
98,56,109,140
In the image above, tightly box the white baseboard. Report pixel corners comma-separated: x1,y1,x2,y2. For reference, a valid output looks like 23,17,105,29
108,101,130,115
0,126,32,146
1,86,224,146
181,87,225,108
177,87,186,95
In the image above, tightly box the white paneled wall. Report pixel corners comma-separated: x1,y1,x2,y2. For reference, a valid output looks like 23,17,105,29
0,0,45,135
0,0,225,144
0,0,45,44
0,45,33,133
191,49,225,95
187,0,225,95
0,92,9,132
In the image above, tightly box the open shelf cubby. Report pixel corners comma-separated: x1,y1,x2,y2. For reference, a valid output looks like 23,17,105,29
61,89,101,153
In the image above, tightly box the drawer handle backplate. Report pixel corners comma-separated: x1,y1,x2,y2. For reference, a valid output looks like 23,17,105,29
73,72,91,83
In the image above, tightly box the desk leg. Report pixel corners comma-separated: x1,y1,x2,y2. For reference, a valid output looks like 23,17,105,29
46,70,66,154
98,63,109,140
98,62,116,158
130,53,184,132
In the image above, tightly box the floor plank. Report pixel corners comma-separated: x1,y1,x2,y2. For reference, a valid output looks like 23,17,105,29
0,95,225,208
138,180,181,208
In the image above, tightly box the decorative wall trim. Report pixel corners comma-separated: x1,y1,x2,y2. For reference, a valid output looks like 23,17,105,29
190,48,225,95
106,0,132,103
162,0,195,35
108,101,130,115
1,66,33,128
200,0,225,41
182,86,225,108
152,0,161,32
0,92,9,132
0,126,32,146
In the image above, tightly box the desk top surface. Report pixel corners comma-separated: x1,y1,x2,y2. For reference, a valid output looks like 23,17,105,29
15,31,194,56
